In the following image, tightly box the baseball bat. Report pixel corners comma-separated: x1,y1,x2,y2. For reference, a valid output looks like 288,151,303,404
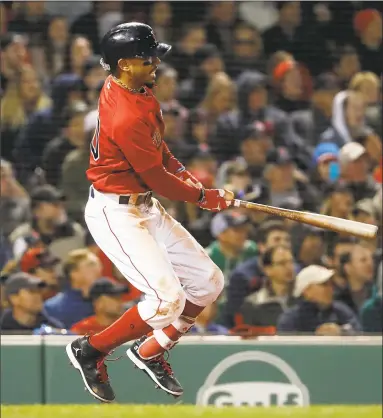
232,199,378,239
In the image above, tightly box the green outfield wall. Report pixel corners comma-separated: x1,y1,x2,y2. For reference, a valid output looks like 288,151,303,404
1,335,382,406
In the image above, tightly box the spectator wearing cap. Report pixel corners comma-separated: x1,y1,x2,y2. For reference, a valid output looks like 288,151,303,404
225,22,265,80
217,120,273,189
336,243,375,314
310,142,340,198
291,74,340,149
354,198,378,227
42,103,88,187
212,70,308,170
338,142,378,202
82,55,107,108
361,261,382,333
166,23,207,82
20,247,60,300
44,248,102,328
12,73,86,186
9,184,85,261
0,159,30,238
60,109,95,223
353,9,382,76
178,43,224,109
71,278,129,335
0,272,64,331
277,265,361,335
0,33,28,96
207,210,257,284
264,147,319,212
240,245,296,332
222,220,291,327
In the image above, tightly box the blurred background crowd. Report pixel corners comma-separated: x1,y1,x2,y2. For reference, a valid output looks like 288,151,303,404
1,1,382,337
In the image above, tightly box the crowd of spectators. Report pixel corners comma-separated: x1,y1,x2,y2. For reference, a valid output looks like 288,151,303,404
1,1,382,336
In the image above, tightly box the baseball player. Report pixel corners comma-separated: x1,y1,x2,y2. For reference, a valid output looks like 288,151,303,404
66,22,234,403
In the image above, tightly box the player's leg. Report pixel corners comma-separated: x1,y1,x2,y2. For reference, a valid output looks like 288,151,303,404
66,191,185,401
130,199,224,360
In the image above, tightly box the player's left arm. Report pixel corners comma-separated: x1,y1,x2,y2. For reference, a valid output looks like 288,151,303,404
162,142,202,187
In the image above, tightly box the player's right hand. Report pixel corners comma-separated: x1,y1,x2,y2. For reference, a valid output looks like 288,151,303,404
198,189,234,212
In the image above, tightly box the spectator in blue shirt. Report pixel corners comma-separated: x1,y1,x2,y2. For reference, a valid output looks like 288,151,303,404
44,248,102,328
277,264,361,335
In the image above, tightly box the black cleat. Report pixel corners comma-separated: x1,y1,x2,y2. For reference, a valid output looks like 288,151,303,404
66,336,115,403
127,336,183,397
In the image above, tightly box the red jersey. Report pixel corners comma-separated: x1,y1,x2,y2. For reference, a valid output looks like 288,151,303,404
87,76,166,194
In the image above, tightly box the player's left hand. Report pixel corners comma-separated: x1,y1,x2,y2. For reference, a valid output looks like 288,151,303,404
175,170,203,188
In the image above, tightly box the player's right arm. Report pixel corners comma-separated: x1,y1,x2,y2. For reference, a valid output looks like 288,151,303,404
115,118,232,210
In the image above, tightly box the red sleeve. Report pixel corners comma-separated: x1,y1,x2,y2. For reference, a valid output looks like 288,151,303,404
162,141,185,174
140,164,201,203
115,117,162,173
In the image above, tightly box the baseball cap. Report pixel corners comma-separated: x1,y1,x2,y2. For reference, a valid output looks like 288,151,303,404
20,248,60,273
293,265,334,298
89,278,129,301
266,147,293,165
211,211,250,238
339,142,366,166
240,121,274,142
30,185,64,206
354,198,375,216
5,272,46,298
312,142,339,166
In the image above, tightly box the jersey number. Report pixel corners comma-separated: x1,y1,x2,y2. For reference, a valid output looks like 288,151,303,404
90,117,100,161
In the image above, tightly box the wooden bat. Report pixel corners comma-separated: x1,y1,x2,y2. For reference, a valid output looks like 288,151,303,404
232,199,378,240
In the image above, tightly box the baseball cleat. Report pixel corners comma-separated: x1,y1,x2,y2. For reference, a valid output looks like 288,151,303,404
127,336,183,397
66,336,115,403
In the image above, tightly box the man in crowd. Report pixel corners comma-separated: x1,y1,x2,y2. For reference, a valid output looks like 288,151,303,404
277,265,361,334
71,278,128,335
264,147,318,212
338,142,378,202
240,245,296,331
44,248,102,328
20,247,61,300
222,220,291,327
9,184,86,261
337,242,375,313
207,210,257,281
1,272,64,331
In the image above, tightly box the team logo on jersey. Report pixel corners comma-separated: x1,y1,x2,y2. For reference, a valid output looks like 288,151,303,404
152,129,162,148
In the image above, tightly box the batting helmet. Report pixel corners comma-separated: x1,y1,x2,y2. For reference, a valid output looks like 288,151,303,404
100,22,172,73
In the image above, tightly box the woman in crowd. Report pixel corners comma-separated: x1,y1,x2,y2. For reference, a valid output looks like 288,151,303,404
1,65,51,162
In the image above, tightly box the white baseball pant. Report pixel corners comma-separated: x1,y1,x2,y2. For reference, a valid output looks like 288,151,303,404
84,186,224,329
